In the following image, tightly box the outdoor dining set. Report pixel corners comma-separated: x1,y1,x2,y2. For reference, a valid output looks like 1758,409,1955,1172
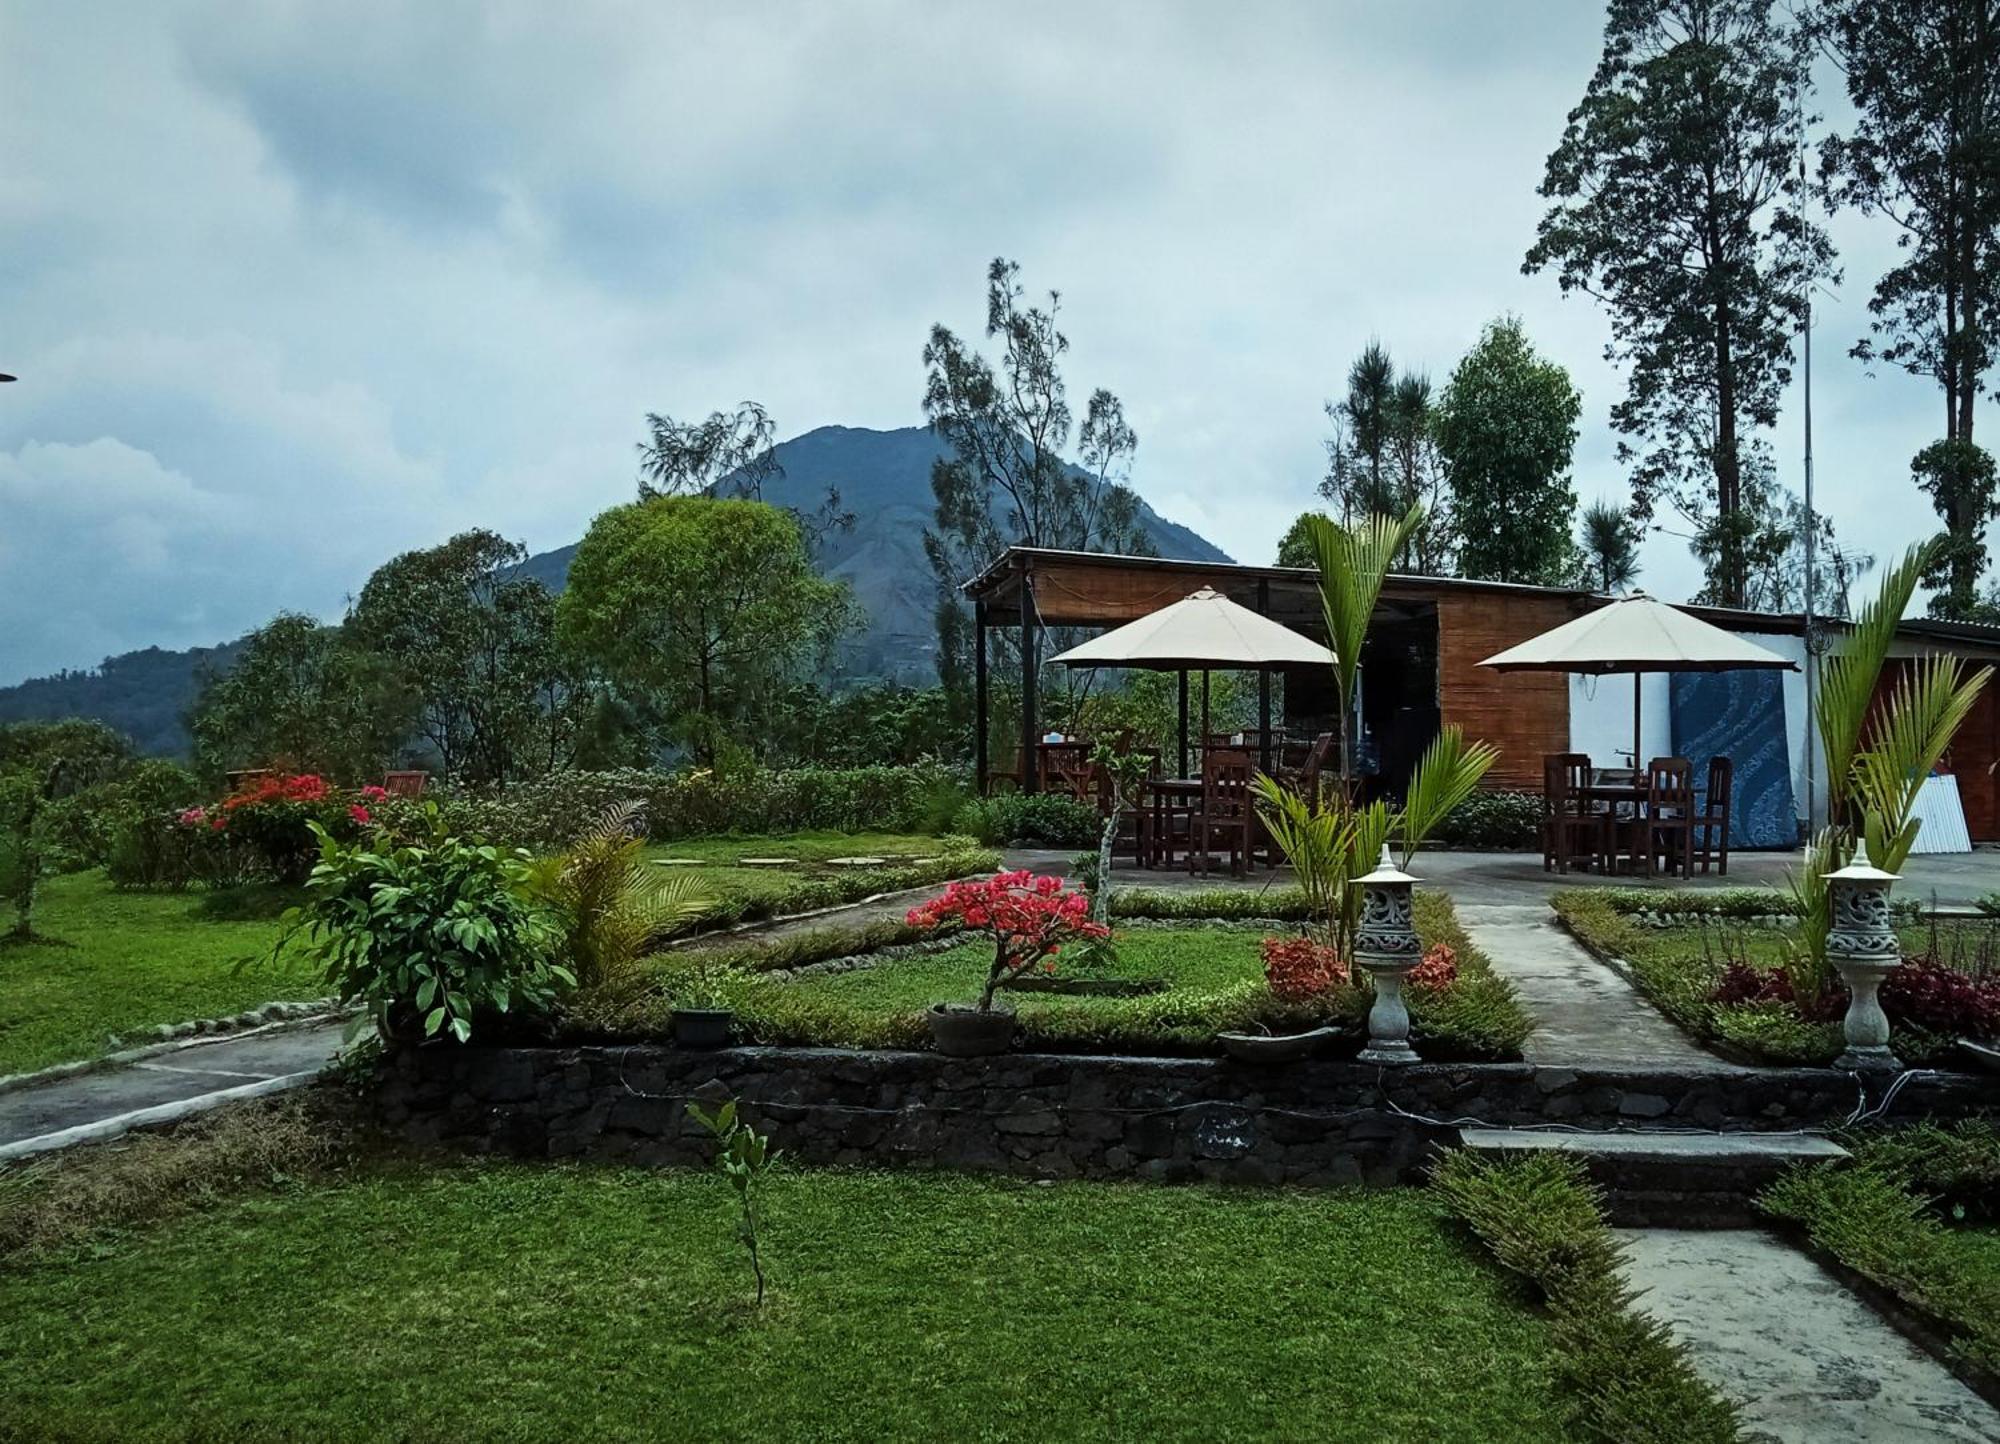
1541,752,1733,877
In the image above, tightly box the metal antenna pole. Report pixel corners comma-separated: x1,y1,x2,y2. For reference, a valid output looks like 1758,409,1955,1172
1800,145,1820,837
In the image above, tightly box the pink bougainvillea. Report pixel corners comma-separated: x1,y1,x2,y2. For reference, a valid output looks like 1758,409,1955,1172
906,870,1107,1011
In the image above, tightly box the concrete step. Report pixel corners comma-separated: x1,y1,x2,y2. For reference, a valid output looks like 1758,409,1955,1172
1456,1128,1850,1227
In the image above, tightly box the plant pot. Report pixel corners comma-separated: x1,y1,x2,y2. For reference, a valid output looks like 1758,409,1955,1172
927,1003,1016,1057
671,1008,734,1049
1217,1026,1338,1064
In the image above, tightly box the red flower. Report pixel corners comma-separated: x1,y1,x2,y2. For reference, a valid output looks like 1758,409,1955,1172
1261,935,1347,1001
348,804,372,824
1409,944,1458,992
905,870,1108,1008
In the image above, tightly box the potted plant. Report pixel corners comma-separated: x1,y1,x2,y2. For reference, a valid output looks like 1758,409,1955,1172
1218,934,1347,1063
668,960,741,1049
905,870,1107,1057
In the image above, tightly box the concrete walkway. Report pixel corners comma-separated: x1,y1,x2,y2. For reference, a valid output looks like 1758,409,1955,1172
1621,1229,1999,1442
1455,902,1716,1067
0,1021,346,1159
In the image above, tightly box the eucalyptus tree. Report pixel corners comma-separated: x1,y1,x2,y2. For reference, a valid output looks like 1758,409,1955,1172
1527,0,1834,608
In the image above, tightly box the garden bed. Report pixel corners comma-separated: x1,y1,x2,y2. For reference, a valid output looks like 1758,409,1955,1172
1552,888,2000,1067
0,1153,1576,1442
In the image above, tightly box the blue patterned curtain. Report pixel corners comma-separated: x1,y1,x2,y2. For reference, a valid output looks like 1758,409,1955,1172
1669,671,1797,848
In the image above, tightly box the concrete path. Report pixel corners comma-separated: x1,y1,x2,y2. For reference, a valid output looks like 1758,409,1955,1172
1455,902,1717,1067
1621,1228,1999,1442
0,1021,346,1159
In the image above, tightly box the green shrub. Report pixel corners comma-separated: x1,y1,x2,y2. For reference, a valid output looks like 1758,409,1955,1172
413,762,971,852
1709,1002,1838,1065
1978,892,2000,918
1111,886,1313,920
278,813,566,1043
107,811,261,890
1433,1151,1741,1442
1763,1161,2000,1374
34,759,201,873
1847,1120,2000,1223
950,792,1101,848
1430,789,1542,850
524,803,712,998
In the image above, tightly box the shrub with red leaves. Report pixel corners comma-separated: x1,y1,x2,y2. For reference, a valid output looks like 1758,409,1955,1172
907,870,1108,1011
1408,943,1458,992
178,773,370,884
1260,935,1348,1001
1882,958,2000,1041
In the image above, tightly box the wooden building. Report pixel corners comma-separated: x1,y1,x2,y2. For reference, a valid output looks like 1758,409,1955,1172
962,547,2000,843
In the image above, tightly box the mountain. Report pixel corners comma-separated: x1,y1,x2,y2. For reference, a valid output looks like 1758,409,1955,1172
0,425,1232,754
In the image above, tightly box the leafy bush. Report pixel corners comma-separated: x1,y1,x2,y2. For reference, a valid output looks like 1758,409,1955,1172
420,762,971,852
1850,1120,2000,1224
33,759,201,874
1979,892,2000,918
1112,886,1312,921
1763,1160,2000,1374
1429,789,1542,850
106,811,262,890
1260,934,1348,1000
950,792,1101,848
524,803,711,998
184,773,377,885
1433,1151,1741,1442
279,814,566,1042
1709,1002,1840,1065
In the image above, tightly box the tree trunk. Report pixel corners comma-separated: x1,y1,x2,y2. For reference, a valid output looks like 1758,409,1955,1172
1713,299,1745,609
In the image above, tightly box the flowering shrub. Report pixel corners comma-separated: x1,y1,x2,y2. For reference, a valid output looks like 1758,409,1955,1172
1260,935,1347,1001
906,870,1107,1011
175,774,372,884
1408,943,1459,992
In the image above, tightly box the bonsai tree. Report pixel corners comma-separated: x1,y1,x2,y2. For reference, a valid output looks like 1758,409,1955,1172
1084,737,1155,927
906,870,1107,1012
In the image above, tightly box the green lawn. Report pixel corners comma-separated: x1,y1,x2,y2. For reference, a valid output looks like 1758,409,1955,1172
643,830,968,923
0,1163,1577,1443
0,872,312,1077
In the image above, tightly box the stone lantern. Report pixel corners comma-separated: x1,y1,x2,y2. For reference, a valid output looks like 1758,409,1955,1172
1824,841,1902,1073
1353,844,1422,1065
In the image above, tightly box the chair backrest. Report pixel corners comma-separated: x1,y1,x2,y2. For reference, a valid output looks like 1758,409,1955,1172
1645,757,1693,810
1544,753,1592,812
1297,732,1336,794
1202,749,1254,819
1704,755,1732,810
383,770,428,798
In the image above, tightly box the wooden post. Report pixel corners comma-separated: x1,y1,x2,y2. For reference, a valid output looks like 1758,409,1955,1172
1257,578,1273,776
1020,564,1040,794
1177,669,1190,778
974,598,989,795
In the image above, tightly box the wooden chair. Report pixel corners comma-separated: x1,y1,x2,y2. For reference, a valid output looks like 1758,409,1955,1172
1040,744,1096,804
1189,749,1255,877
382,770,429,799
1691,756,1732,876
1542,753,1607,874
1619,757,1695,878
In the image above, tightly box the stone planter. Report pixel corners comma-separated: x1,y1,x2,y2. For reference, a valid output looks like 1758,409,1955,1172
671,1008,734,1050
1217,1026,1339,1064
927,1003,1016,1057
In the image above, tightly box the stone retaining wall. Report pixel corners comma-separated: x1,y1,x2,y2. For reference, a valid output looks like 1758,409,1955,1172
377,1045,1999,1187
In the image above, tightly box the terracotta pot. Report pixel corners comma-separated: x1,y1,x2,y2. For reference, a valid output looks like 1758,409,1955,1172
926,1003,1016,1057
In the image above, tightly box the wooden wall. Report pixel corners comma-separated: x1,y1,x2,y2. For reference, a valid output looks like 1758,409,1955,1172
1435,592,1577,790
1875,658,1999,843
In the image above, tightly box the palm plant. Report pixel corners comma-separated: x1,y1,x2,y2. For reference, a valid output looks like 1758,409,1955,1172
1302,504,1423,790
524,802,712,999
1577,501,1640,594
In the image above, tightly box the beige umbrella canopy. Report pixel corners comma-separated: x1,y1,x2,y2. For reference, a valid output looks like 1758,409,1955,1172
1049,587,1334,670
1049,587,1332,771
1479,592,1795,767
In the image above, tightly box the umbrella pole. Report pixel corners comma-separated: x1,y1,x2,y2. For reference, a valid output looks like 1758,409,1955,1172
1177,670,1189,777
1201,671,1211,757
1632,675,1643,772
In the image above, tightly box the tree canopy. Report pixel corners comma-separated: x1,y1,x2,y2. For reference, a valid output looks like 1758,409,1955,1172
1434,317,1584,585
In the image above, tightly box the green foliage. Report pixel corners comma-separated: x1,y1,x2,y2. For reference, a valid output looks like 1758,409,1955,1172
1396,726,1501,865
1300,504,1423,786
189,612,413,783
685,1098,779,1305
1528,0,1830,609
950,791,1099,847
1576,499,1641,594
1593,887,1797,919
0,719,148,937
1762,1161,2000,1375
1275,511,1327,567
35,758,200,874
1434,317,1583,585
279,814,565,1043
1433,1151,1742,1443
557,496,856,765
346,529,605,788
1431,789,1542,849
1911,441,2000,620
1847,1119,2000,1224
523,803,711,999
1708,1002,1840,1065
757,683,965,769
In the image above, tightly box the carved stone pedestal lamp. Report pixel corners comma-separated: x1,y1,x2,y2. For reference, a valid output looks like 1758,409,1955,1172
1353,845,1422,1065
1825,842,1902,1073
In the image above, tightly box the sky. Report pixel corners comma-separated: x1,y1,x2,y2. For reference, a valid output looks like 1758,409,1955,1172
0,1,1963,686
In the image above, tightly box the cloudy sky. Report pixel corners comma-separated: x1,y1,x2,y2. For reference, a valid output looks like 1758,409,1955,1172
0,1,1956,685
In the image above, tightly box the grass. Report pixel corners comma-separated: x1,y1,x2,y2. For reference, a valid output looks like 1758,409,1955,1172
0,871,314,1077
1551,889,1992,1066
639,832,993,935
687,891,1533,1060
1432,1150,1741,1443
0,1161,1580,1443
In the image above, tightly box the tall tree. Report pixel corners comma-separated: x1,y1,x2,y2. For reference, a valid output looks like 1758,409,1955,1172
558,497,855,767
1819,0,2000,443
637,401,852,551
188,613,412,781
346,530,603,789
922,258,1151,698
1577,500,1644,593
1434,317,1584,584
1911,438,2000,617
1527,0,1834,608
1321,347,1453,571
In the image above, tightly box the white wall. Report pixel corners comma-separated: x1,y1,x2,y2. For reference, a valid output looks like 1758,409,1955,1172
1567,632,1823,830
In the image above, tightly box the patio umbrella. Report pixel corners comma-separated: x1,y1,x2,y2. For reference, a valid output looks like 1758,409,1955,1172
1048,587,1333,771
1477,592,1796,768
